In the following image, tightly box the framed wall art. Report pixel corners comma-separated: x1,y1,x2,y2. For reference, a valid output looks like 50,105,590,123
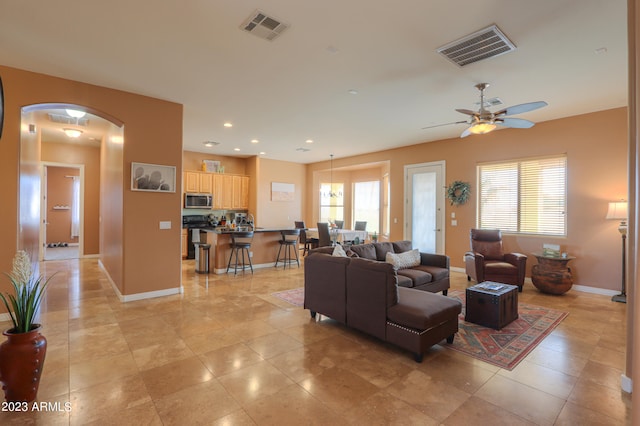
131,162,176,192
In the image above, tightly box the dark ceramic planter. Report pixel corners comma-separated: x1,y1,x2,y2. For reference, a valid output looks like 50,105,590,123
0,325,47,402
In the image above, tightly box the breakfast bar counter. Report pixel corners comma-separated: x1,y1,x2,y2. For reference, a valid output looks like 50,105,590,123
199,227,296,274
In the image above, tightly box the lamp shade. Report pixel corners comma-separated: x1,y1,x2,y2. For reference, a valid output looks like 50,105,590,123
468,122,496,135
606,201,628,220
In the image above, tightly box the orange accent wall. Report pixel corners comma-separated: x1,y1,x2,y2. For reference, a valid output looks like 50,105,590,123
304,107,628,291
0,65,183,298
42,143,101,254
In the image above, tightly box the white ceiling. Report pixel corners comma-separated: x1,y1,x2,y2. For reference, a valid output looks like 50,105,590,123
0,1,628,164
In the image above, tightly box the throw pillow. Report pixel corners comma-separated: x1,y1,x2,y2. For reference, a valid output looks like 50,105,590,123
332,244,348,257
385,249,420,270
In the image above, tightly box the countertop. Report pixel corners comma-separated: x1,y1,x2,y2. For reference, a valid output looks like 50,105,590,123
199,227,295,234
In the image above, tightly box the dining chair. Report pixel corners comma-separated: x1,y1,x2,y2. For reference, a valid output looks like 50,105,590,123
354,221,367,231
317,222,333,247
334,220,344,229
295,221,318,255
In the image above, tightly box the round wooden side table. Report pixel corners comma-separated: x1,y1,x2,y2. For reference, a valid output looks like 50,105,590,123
531,253,576,295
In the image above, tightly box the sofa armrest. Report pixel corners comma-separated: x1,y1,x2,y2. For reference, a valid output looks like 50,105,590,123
346,257,398,340
304,253,350,323
420,252,449,269
504,252,527,287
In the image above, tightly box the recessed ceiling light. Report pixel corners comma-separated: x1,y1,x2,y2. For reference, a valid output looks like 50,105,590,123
251,139,259,144
202,141,220,147
223,122,233,128
595,47,608,54
348,89,358,95
296,147,311,152
305,139,313,144
234,148,241,151
259,152,266,155
326,46,339,54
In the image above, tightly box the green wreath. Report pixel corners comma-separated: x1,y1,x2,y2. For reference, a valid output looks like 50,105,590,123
447,181,471,206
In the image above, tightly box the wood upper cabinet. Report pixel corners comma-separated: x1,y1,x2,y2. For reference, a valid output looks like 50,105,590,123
221,174,234,209
184,171,200,193
233,176,249,209
183,170,249,210
212,174,224,209
199,173,213,194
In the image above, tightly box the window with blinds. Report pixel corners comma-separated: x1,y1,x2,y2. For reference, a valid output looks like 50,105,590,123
478,155,567,236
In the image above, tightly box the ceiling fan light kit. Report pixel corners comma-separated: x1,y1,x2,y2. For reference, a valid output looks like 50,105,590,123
426,83,548,138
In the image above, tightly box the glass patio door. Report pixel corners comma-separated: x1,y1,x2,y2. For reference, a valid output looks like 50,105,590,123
405,161,445,253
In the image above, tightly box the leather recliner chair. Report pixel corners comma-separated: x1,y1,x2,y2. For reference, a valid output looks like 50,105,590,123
464,229,527,292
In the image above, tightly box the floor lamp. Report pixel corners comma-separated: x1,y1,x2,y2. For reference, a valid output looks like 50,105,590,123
606,201,628,303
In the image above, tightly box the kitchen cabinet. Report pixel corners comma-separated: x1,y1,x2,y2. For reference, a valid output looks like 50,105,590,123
184,171,200,193
199,173,213,194
183,170,249,210
222,175,234,209
233,176,249,209
181,229,188,258
184,171,213,194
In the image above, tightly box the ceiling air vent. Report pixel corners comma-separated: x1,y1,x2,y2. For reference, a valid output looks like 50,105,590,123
241,10,289,41
47,113,89,126
437,24,516,67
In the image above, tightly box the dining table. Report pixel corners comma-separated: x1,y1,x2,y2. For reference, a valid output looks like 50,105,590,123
306,228,369,244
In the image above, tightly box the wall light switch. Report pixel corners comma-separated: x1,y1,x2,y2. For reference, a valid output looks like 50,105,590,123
451,212,456,218
159,221,171,230
394,218,398,224
451,220,458,226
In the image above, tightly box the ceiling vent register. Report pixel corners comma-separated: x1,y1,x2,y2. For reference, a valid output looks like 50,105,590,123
437,24,516,67
241,10,289,41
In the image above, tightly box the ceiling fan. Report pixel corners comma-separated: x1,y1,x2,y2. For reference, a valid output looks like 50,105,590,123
423,83,548,137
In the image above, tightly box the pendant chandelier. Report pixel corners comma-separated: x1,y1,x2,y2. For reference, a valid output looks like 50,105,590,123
329,154,337,197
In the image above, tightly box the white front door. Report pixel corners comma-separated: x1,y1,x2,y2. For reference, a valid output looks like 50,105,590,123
405,161,445,254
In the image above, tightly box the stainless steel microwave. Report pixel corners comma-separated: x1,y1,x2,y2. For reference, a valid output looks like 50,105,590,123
184,193,213,209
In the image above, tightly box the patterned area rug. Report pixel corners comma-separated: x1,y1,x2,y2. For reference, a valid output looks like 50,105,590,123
272,287,568,371
447,290,568,370
272,287,304,307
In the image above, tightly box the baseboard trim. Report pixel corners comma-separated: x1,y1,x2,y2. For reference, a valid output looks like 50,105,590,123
622,374,633,393
451,267,619,296
98,260,182,303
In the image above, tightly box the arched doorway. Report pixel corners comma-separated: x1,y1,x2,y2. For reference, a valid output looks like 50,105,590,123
19,103,123,261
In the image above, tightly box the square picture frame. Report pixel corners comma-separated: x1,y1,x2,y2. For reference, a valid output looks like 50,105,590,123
131,162,176,192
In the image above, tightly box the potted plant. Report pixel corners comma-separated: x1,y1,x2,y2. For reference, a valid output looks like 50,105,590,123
0,250,52,402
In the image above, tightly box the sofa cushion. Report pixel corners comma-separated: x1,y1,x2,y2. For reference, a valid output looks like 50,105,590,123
332,244,348,257
388,287,462,330
349,243,377,260
411,264,449,282
374,242,395,261
386,249,420,270
397,268,433,287
396,274,414,288
392,240,413,253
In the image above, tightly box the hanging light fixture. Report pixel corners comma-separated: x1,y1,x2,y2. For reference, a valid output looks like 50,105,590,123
63,128,83,138
66,109,86,119
329,154,337,198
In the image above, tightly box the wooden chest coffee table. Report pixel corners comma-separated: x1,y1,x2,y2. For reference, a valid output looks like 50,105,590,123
465,282,519,330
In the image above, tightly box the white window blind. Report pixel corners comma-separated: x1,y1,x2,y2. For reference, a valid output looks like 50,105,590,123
478,155,567,236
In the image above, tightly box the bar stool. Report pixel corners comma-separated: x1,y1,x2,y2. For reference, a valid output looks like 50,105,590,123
226,231,254,275
275,229,300,268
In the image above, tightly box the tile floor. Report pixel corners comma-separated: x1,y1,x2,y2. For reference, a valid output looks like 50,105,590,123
0,257,631,425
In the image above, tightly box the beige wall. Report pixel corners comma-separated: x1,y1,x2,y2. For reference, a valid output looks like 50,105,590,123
1,65,183,298
255,158,306,228
182,151,247,175
42,142,101,254
305,107,628,291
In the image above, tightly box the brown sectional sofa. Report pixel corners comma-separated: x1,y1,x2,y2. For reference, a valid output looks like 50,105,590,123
304,241,462,362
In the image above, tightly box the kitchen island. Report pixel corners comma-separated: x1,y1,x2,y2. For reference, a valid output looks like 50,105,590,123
199,227,297,274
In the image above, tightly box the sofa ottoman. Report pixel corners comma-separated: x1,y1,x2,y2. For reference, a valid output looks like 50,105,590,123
386,287,462,362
